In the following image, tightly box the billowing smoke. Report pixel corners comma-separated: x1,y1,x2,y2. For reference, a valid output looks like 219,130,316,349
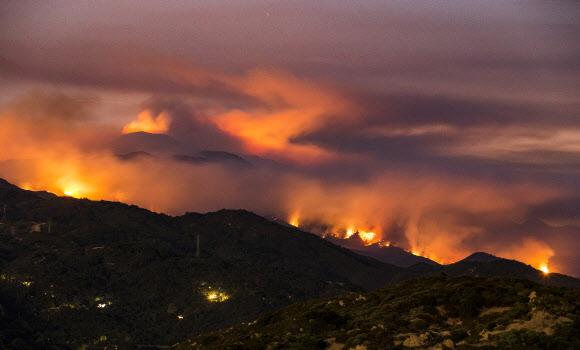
1,0,578,277
0,86,571,276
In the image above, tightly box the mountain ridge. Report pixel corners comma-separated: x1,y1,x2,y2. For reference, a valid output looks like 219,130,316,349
0,178,578,349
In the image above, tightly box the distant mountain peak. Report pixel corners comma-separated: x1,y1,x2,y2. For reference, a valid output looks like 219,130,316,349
116,151,154,161
345,232,367,245
461,252,502,263
325,233,440,268
175,151,251,166
110,131,184,155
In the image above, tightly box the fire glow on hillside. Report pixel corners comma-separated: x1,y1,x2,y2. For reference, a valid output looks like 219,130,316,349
0,1,577,278
4,155,558,274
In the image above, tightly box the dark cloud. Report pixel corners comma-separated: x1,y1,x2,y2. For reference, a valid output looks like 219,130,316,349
528,197,580,227
0,44,259,107
6,90,93,123
356,93,576,128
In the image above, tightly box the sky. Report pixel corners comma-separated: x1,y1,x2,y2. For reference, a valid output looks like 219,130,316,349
1,1,579,276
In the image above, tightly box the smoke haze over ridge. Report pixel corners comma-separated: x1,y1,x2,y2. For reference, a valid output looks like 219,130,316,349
1,1,579,276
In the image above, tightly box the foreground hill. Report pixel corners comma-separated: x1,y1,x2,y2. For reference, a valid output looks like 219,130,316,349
0,179,418,348
174,275,580,349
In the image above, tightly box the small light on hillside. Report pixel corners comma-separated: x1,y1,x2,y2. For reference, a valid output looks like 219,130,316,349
204,287,230,302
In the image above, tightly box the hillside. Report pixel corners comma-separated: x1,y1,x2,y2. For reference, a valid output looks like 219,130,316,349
0,179,418,348
1,178,580,349
174,275,580,349
323,237,580,289
324,233,438,268
441,255,580,289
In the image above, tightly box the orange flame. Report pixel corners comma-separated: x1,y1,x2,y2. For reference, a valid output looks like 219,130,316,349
496,238,554,275
122,110,171,134
334,226,378,245
357,229,376,244
289,213,300,227
345,227,356,238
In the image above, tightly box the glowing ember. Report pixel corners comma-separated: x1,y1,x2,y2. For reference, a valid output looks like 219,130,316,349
540,265,549,274
357,229,376,244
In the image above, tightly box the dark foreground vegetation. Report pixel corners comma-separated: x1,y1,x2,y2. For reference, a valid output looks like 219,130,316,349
174,276,580,350
0,178,417,349
0,178,579,349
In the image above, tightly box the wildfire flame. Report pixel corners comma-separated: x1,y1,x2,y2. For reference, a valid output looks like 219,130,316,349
540,265,549,274
122,110,171,134
64,188,77,196
345,227,356,238
335,226,377,245
289,213,300,227
357,229,376,244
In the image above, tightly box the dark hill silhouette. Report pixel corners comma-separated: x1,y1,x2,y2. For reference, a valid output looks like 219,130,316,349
325,233,439,267
443,256,580,289
0,178,579,349
0,178,419,348
111,131,252,167
173,151,251,167
460,252,502,263
111,131,184,155
116,150,155,161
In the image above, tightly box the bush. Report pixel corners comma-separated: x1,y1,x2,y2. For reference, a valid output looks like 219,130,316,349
410,319,427,331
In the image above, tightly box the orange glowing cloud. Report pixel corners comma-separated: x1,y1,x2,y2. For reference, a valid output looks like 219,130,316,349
282,173,563,266
160,64,355,164
210,70,354,163
496,238,555,274
212,108,337,163
123,110,171,134
0,92,117,162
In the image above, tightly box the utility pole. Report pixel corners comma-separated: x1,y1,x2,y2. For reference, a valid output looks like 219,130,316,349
2,204,6,222
48,219,52,233
196,234,200,257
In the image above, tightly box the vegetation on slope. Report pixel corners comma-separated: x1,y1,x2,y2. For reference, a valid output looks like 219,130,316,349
0,179,416,349
1,179,579,349
174,276,580,350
